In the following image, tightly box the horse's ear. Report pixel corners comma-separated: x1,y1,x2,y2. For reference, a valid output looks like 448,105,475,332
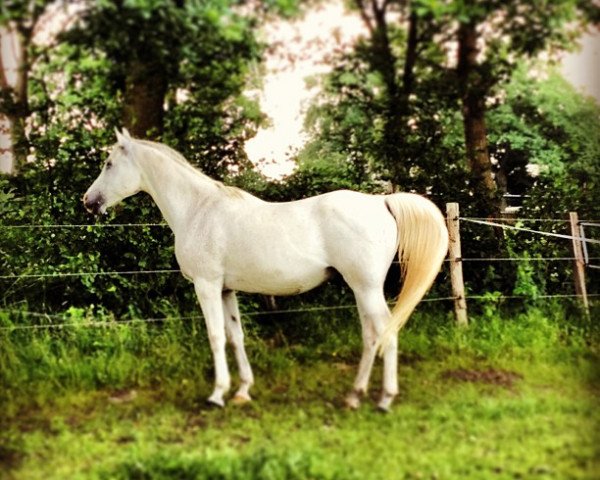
115,128,132,153
115,128,131,142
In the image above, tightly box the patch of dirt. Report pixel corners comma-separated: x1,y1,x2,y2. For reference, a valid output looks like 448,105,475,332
1,406,53,436
108,389,138,404
441,368,523,388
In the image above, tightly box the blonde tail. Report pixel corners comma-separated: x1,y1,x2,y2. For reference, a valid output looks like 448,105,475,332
379,193,449,351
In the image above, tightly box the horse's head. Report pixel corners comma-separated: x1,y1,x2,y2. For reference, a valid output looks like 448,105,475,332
83,129,143,215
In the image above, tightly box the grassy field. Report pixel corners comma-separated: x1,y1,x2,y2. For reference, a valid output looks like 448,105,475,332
1,306,598,479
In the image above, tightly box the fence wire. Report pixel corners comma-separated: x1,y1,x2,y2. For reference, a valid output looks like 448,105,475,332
2,217,599,229
2,294,598,332
0,269,181,280
459,217,600,245
0,223,168,229
6,256,600,280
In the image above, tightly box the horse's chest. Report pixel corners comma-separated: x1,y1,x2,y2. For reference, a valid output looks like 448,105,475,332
174,232,224,280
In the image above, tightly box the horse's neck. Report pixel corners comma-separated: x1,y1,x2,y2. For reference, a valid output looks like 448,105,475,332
140,150,220,235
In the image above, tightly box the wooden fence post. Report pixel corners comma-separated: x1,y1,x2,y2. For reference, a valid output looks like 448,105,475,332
569,212,589,314
446,203,468,326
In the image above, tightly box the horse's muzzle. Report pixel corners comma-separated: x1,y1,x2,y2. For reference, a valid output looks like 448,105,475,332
83,193,105,215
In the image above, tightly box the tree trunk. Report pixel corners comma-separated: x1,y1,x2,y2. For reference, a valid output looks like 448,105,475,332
402,11,418,99
457,21,500,214
0,26,31,174
122,59,168,139
355,1,420,185
365,2,406,176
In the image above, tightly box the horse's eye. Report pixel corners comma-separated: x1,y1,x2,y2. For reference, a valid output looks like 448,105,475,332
106,161,113,169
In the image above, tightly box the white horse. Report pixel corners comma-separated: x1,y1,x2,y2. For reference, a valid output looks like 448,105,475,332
84,129,449,411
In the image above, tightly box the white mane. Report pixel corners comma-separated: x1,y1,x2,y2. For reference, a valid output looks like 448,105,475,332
135,139,244,198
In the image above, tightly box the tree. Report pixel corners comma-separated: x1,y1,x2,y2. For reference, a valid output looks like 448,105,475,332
301,1,467,204
306,0,596,216
456,15,498,210
295,0,599,300
62,1,241,140
448,0,595,214
352,0,434,181
54,0,262,176
0,0,57,174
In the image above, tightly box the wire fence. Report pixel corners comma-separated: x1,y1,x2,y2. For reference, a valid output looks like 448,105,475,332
0,216,598,279
0,222,169,229
0,269,181,280
2,293,599,332
1,215,598,330
459,217,600,245
5,257,600,280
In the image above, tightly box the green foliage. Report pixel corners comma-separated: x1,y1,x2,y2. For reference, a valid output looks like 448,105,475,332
0,1,54,31
487,66,600,294
109,449,355,480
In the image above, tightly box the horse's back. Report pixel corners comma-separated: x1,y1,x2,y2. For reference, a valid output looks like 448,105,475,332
238,189,398,289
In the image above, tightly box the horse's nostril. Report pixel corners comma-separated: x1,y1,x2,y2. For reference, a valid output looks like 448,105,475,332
84,193,104,215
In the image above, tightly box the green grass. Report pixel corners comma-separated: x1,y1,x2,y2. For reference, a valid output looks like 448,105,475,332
1,307,599,479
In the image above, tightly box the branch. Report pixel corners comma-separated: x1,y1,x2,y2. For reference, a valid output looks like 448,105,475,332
354,0,374,34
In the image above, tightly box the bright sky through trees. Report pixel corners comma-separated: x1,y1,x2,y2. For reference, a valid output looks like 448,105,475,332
244,0,366,178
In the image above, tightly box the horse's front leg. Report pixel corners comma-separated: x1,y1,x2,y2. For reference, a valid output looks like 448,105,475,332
194,278,230,407
222,290,254,404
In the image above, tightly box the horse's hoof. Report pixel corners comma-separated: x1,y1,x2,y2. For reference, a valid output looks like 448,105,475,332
376,393,395,413
206,396,225,408
345,392,361,410
231,393,252,406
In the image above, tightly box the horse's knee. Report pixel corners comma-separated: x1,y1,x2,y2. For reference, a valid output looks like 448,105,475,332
207,332,226,350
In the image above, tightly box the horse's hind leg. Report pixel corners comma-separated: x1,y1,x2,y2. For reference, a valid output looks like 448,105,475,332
345,309,377,409
222,291,254,404
378,332,398,411
347,287,398,411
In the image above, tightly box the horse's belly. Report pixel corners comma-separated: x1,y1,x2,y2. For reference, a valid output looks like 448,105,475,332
224,264,331,296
